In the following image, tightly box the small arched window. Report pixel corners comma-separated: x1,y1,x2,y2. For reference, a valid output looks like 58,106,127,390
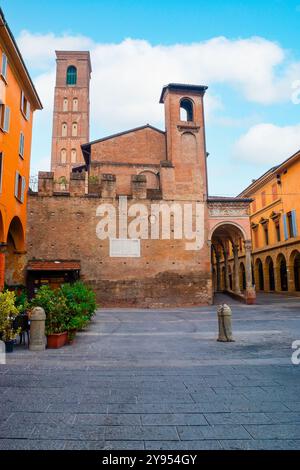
62,123,68,137
63,98,68,112
66,65,77,85
71,149,77,163
72,122,78,137
61,149,67,164
180,98,194,122
73,98,78,112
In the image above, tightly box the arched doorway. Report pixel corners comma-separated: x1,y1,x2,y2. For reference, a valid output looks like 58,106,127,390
266,256,275,291
5,217,25,287
294,254,300,291
277,254,288,291
290,250,300,291
0,211,4,291
255,258,264,291
210,222,254,301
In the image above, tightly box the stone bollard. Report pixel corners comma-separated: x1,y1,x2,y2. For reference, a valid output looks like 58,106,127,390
217,304,234,342
29,307,46,351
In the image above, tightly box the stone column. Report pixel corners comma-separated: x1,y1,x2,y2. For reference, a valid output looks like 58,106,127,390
233,244,240,294
274,263,281,292
244,240,253,289
244,239,256,304
0,245,6,291
224,250,230,291
216,253,221,292
29,307,46,351
287,263,295,292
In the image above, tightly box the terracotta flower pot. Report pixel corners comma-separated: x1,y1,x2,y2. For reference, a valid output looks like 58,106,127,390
47,332,68,349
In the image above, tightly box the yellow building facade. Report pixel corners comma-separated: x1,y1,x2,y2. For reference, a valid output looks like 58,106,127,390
239,150,300,294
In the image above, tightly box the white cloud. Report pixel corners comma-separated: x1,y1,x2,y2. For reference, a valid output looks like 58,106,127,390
15,31,300,173
233,123,300,164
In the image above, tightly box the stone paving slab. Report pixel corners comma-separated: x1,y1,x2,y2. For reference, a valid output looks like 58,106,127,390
219,439,300,450
145,440,222,450
177,425,252,440
1,293,300,450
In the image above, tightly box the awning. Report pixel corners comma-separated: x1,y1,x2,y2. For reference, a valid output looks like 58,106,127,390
27,260,81,271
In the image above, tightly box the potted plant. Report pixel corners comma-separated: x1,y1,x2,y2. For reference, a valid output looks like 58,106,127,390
0,291,21,353
30,285,68,349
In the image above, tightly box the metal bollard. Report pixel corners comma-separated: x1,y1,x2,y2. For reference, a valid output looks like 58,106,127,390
217,304,234,342
29,307,46,351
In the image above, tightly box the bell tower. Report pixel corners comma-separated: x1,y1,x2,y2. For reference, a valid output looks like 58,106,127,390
160,83,208,201
51,51,91,180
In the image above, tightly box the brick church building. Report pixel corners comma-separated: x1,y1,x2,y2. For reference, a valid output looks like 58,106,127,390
25,51,255,307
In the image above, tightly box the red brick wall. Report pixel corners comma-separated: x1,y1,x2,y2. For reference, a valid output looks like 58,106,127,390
27,194,212,307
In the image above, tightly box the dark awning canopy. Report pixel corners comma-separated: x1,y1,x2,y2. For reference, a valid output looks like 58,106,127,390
27,260,81,271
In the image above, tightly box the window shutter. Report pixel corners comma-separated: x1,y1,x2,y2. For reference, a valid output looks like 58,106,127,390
19,133,24,156
1,53,7,79
14,172,19,198
21,177,26,203
3,106,10,132
26,101,31,120
283,213,288,240
292,210,298,237
21,91,24,112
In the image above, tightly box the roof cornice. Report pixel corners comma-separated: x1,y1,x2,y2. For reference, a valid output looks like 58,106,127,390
159,83,208,103
0,8,42,110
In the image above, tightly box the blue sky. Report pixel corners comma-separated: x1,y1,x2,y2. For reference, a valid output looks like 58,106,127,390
2,0,300,195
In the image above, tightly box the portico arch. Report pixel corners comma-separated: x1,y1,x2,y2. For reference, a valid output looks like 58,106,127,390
210,222,254,303
4,216,26,287
276,253,288,292
255,258,264,291
289,250,300,292
266,256,275,291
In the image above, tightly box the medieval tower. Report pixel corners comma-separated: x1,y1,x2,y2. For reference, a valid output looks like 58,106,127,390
51,51,91,180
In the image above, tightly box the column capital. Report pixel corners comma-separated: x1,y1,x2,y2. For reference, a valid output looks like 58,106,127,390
244,239,252,251
232,244,239,255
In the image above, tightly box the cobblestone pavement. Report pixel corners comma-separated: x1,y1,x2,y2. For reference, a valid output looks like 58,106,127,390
1,293,300,450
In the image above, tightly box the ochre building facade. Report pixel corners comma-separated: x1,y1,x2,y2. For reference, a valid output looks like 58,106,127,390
239,150,300,295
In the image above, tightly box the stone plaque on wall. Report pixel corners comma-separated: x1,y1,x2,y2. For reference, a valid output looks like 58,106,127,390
109,238,141,258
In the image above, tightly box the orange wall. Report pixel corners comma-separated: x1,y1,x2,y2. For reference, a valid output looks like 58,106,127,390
0,44,34,250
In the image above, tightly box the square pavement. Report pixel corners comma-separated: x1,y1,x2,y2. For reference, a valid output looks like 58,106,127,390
1,292,300,450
